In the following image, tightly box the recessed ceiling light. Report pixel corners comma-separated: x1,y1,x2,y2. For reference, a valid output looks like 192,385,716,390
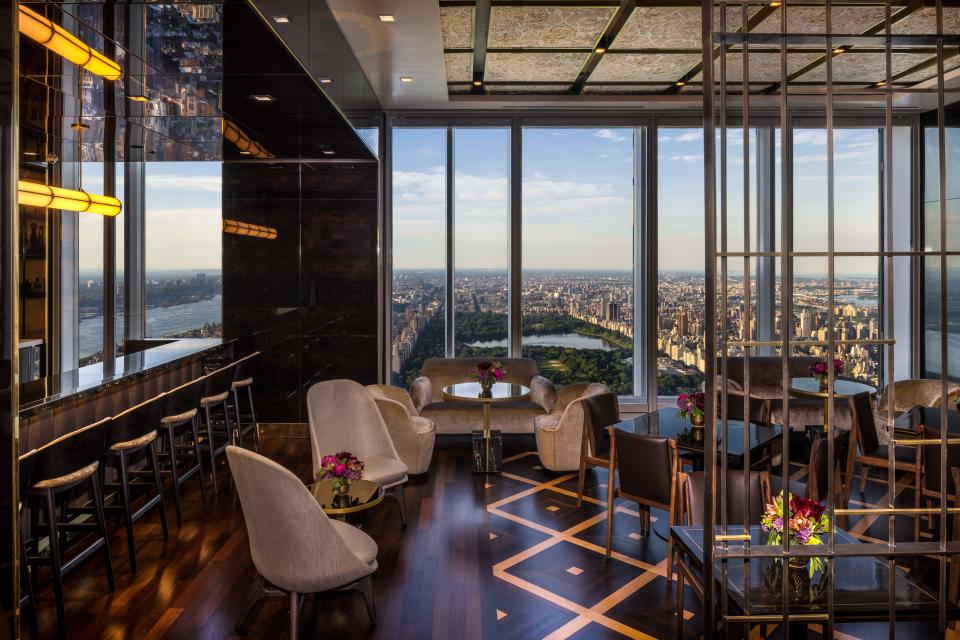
595,45,606,54
472,79,483,87
321,149,336,156
675,80,686,87
378,14,396,22
127,95,148,102
400,76,413,83
875,80,887,87
273,15,290,23
250,94,275,102
71,122,90,130
832,47,845,55
24,151,38,157
318,77,333,84
769,1,781,6
239,150,253,155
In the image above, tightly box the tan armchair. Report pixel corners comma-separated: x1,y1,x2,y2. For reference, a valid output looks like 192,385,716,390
877,379,960,417
366,385,436,475
534,383,610,472
412,357,556,434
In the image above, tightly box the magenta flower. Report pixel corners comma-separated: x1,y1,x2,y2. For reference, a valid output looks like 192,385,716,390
334,463,346,477
321,455,337,467
494,369,504,380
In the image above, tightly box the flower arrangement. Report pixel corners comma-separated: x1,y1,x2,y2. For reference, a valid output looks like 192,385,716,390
761,492,831,576
676,391,706,426
809,358,844,389
474,360,506,394
319,451,364,497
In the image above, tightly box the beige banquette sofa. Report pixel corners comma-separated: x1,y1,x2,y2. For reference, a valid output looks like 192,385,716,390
411,357,556,434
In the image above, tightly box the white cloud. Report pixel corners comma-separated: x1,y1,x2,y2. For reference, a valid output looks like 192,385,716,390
593,129,627,143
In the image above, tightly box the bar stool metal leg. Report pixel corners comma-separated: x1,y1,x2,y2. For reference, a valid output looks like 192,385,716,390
203,404,219,494
166,426,184,527
42,489,66,639
192,416,209,504
232,389,245,448
118,450,138,572
149,442,170,540
90,472,116,592
248,386,261,452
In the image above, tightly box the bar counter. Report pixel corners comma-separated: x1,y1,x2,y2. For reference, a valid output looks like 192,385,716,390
19,338,232,452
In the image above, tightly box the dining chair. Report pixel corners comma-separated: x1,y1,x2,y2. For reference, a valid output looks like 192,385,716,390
577,392,619,508
605,427,679,582
919,422,960,533
227,447,378,640
768,431,850,505
306,379,409,526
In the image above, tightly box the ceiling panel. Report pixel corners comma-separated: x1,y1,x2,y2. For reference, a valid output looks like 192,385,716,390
799,52,932,83
582,84,672,94
890,7,960,35
486,84,568,94
444,52,473,82
753,6,886,39
440,5,474,49
613,7,701,50
898,54,960,83
488,6,615,49
591,53,701,83
694,52,822,83
485,52,588,82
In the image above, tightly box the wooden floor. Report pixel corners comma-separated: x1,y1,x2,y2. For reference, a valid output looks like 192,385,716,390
22,430,960,639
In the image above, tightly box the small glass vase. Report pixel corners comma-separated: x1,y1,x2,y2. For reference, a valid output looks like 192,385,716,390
690,412,705,427
816,375,828,392
331,479,352,509
787,557,811,601
479,378,494,397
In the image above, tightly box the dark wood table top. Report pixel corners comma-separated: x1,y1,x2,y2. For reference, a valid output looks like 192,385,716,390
671,525,955,621
612,408,781,468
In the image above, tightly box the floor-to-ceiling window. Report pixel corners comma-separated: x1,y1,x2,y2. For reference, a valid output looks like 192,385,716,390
657,128,705,396
453,128,510,359
521,127,636,395
923,125,960,381
144,162,223,340
391,128,447,386
78,161,104,365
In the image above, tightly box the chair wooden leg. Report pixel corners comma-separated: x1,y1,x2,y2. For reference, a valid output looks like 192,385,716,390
859,464,868,494
191,416,208,503
604,472,616,558
149,442,170,540
43,490,66,639
289,590,302,640
576,459,587,508
118,450,138,572
167,427,183,527
675,564,685,640
248,386,262,453
666,536,674,584
90,473,115,591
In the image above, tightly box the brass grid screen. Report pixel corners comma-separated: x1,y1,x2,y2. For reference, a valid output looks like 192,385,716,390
702,0,959,637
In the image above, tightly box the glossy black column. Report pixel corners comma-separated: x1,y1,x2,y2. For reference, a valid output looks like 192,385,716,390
0,0,18,633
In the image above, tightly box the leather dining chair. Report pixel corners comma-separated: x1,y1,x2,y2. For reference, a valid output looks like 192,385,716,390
227,446,378,640
605,427,680,582
577,392,619,508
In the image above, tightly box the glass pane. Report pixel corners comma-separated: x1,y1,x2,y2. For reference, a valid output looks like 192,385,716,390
79,162,104,365
391,128,447,386
144,162,223,339
114,163,124,356
453,128,509,359
521,127,635,395
657,128,705,396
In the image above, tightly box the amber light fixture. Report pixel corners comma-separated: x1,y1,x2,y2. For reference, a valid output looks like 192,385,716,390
18,180,122,216
222,118,274,159
19,5,121,81
222,219,277,240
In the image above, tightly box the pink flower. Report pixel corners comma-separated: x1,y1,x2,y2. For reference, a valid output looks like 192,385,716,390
334,463,347,477
494,369,504,380
321,455,337,467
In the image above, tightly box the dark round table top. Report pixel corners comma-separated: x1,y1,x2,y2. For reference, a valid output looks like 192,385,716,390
442,382,531,403
789,376,877,400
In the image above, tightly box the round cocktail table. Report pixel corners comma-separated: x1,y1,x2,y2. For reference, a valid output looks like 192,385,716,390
442,382,531,473
309,478,384,521
789,377,877,433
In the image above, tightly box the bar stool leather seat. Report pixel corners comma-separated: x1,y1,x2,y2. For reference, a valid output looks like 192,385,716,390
201,391,230,405
233,377,253,388
109,430,157,451
32,461,99,489
162,408,198,424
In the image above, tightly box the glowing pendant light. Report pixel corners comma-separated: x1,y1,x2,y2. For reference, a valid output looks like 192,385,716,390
19,5,122,81
18,180,122,216
222,119,274,159
222,219,277,240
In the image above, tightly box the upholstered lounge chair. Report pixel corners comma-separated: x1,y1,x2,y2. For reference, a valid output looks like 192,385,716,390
366,384,437,475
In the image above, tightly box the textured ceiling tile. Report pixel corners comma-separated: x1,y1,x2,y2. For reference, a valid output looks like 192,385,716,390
890,7,960,35
591,53,702,82
753,6,887,37
444,52,473,82
800,52,932,82
714,5,763,33
486,84,569,94
582,83,672,94
898,54,960,83
488,6,615,48
694,52,822,82
441,6,474,49
485,52,588,82
613,7,701,49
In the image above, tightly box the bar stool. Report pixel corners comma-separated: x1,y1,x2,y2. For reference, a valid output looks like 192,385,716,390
102,393,170,572
231,351,262,452
159,376,208,527
22,418,115,639
199,363,238,493
17,449,39,640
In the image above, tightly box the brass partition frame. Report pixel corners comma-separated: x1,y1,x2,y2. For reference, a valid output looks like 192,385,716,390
703,0,958,636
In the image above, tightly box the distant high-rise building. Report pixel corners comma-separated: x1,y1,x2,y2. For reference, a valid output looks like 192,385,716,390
800,309,813,338
677,306,689,337
603,298,619,322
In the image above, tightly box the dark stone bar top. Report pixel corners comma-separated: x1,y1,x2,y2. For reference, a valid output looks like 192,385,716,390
19,338,226,418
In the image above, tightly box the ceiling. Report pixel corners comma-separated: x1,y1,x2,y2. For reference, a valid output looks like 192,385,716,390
322,0,960,110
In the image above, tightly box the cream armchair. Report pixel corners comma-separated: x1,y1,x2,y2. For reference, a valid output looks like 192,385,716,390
306,379,409,525
366,384,436,475
876,379,960,417
534,382,610,472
